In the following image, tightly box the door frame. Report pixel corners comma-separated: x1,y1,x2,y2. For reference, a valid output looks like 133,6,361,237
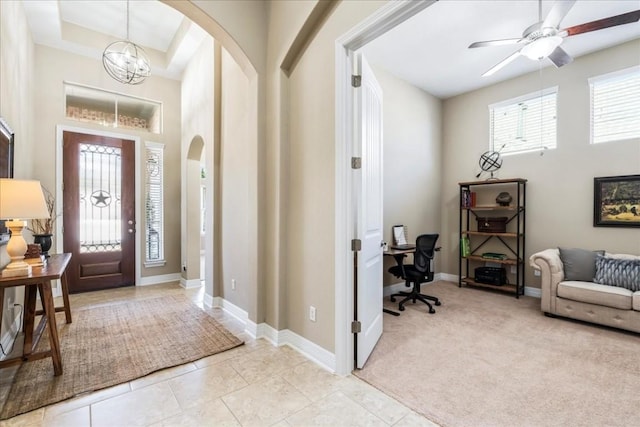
333,0,436,375
56,125,142,290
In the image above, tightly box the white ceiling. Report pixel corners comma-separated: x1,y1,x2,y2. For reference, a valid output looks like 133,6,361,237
19,0,640,91
361,0,640,99
22,0,208,80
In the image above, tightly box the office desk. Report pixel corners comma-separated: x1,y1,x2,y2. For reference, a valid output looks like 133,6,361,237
0,253,72,376
383,247,415,316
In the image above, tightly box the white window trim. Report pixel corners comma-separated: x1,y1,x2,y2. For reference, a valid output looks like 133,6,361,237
488,86,558,156
588,66,640,145
144,141,165,267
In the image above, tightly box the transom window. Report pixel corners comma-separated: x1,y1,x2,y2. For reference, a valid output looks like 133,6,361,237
589,67,640,144
489,87,557,156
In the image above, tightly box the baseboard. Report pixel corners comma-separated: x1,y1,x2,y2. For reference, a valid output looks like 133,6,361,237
139,273,182,286
179,278,202,289
212,296,336,372
386,274,541,299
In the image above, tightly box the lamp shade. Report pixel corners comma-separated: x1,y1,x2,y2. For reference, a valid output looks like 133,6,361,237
0,179,50,220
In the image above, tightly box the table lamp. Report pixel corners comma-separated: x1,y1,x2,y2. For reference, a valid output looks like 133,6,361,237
0,179,50,278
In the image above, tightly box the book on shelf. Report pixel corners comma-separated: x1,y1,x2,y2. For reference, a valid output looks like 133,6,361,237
460,237,471,257
481,252,508,260
461,189,477,208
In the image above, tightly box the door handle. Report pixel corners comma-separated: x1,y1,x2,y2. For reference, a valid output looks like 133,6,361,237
128,220,135,225
128,228,135,234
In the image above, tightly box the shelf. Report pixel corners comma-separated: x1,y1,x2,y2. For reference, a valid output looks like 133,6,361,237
459,178,526,299
463,255,521,265
462,205,518,211
459,178,527,186
461,278,518,293
462,231,520,237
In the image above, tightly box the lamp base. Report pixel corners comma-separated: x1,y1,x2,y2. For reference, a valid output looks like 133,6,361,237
1,262,32,278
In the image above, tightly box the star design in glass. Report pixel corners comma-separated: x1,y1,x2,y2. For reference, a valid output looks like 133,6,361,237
92,190,111,207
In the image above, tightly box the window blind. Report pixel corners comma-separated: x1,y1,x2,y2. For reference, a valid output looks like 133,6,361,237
490,88,557,155
145,143,164,263
590,68,640,144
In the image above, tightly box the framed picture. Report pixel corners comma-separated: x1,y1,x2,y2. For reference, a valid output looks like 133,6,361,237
594,174,640,227
0,116,14,245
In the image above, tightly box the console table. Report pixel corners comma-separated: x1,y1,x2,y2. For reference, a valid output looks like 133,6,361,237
0,253,72,376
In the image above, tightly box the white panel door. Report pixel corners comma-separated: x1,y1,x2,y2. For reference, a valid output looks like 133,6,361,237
356,54,384,369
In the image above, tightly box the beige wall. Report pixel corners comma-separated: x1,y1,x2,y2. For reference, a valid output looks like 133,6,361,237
31,46,182,278
277,0,387,352
370,64,443,286
0,0,35,345
181,37,215,288
442,40,640,288
220,47,255,310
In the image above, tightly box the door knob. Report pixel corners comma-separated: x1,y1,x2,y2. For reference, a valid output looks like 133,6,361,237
128,220,134,225
128,228,134,234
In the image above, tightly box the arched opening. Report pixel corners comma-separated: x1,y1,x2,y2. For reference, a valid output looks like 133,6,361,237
183,136,205,288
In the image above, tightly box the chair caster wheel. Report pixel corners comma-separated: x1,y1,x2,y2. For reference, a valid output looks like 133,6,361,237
429,309,436,314
399,306,405,311
390,297,396,302
435,301,441,306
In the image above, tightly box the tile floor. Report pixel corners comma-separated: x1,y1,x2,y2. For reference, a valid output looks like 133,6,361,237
0,283,437,427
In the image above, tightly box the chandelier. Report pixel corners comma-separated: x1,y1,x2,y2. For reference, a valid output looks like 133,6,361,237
102,0,151,85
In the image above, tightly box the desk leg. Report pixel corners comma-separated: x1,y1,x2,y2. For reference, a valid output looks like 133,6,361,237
39,281,63,376
60,270,72,323
23,284,38,357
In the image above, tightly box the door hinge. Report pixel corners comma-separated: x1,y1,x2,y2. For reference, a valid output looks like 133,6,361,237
351,238,361,251
351,75,361,87
351,321,361,334
351,157,361,169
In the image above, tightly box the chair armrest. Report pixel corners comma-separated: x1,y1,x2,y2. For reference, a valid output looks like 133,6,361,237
529,249,564,313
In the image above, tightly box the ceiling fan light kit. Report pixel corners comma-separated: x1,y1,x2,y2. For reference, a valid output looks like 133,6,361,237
520,36,563,60
470,0,640,77
102,0,151,85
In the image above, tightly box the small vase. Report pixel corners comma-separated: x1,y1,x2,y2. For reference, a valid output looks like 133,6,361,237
33,233,53,257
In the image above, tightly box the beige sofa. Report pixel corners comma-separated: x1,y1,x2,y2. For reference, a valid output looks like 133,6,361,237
529,249,640,333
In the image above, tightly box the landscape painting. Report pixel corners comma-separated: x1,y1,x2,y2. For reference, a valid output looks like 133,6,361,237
594,175,640,227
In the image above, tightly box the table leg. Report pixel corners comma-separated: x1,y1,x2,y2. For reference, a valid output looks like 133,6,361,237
60,270,72,323
39,281,63,376
23,284,38,356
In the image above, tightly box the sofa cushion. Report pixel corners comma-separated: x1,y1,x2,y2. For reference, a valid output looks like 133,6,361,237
633,292,640,311
558,247,605,282
557,280,632,310
594,256,640,292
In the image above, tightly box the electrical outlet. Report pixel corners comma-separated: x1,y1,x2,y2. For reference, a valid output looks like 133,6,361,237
510,266,517,274
231,279,236,290
309,306,316,322
534,269,541,276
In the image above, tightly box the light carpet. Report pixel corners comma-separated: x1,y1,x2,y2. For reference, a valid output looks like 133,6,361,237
0,294,243,420
356,281,640,427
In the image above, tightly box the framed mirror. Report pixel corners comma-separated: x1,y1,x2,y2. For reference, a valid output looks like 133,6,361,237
0,116,14,245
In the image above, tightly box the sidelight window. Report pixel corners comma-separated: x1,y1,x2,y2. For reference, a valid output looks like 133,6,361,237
145,142,165,265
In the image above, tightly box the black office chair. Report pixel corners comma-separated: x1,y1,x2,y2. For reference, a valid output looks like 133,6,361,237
388,234,441,313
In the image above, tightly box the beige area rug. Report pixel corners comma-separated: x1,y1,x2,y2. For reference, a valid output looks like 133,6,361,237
0,294,243,420
356,281,640,427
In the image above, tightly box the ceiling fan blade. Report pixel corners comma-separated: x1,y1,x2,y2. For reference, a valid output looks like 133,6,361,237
547,46,573,68
469,38,522,49
543,0,577,29
482,51,521,77
562,10,640,37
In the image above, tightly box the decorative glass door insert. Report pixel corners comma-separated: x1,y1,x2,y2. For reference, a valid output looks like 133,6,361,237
79,143,122,253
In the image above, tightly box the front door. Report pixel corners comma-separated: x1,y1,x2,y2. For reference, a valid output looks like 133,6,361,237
63,131,136,293
355,54,384,368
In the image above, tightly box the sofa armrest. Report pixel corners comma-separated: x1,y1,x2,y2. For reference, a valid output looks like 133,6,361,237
529,249,564,313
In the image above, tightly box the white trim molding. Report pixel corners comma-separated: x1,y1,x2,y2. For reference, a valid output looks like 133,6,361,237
139,273,182,286
0,308,21,361
214,297,336,373
179,278,202,289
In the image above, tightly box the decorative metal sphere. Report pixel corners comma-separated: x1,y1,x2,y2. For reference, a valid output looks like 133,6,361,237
479,151,503,173
102,41,151,85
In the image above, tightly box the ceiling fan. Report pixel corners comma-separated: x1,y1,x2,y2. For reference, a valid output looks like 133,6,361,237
469,0,640,77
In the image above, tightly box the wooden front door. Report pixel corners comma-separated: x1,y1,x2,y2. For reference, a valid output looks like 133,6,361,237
63,131,135,293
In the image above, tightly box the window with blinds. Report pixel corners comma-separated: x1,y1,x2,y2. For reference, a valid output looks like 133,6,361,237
489,87,557,156
145,142,164,265
590,67,640,144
